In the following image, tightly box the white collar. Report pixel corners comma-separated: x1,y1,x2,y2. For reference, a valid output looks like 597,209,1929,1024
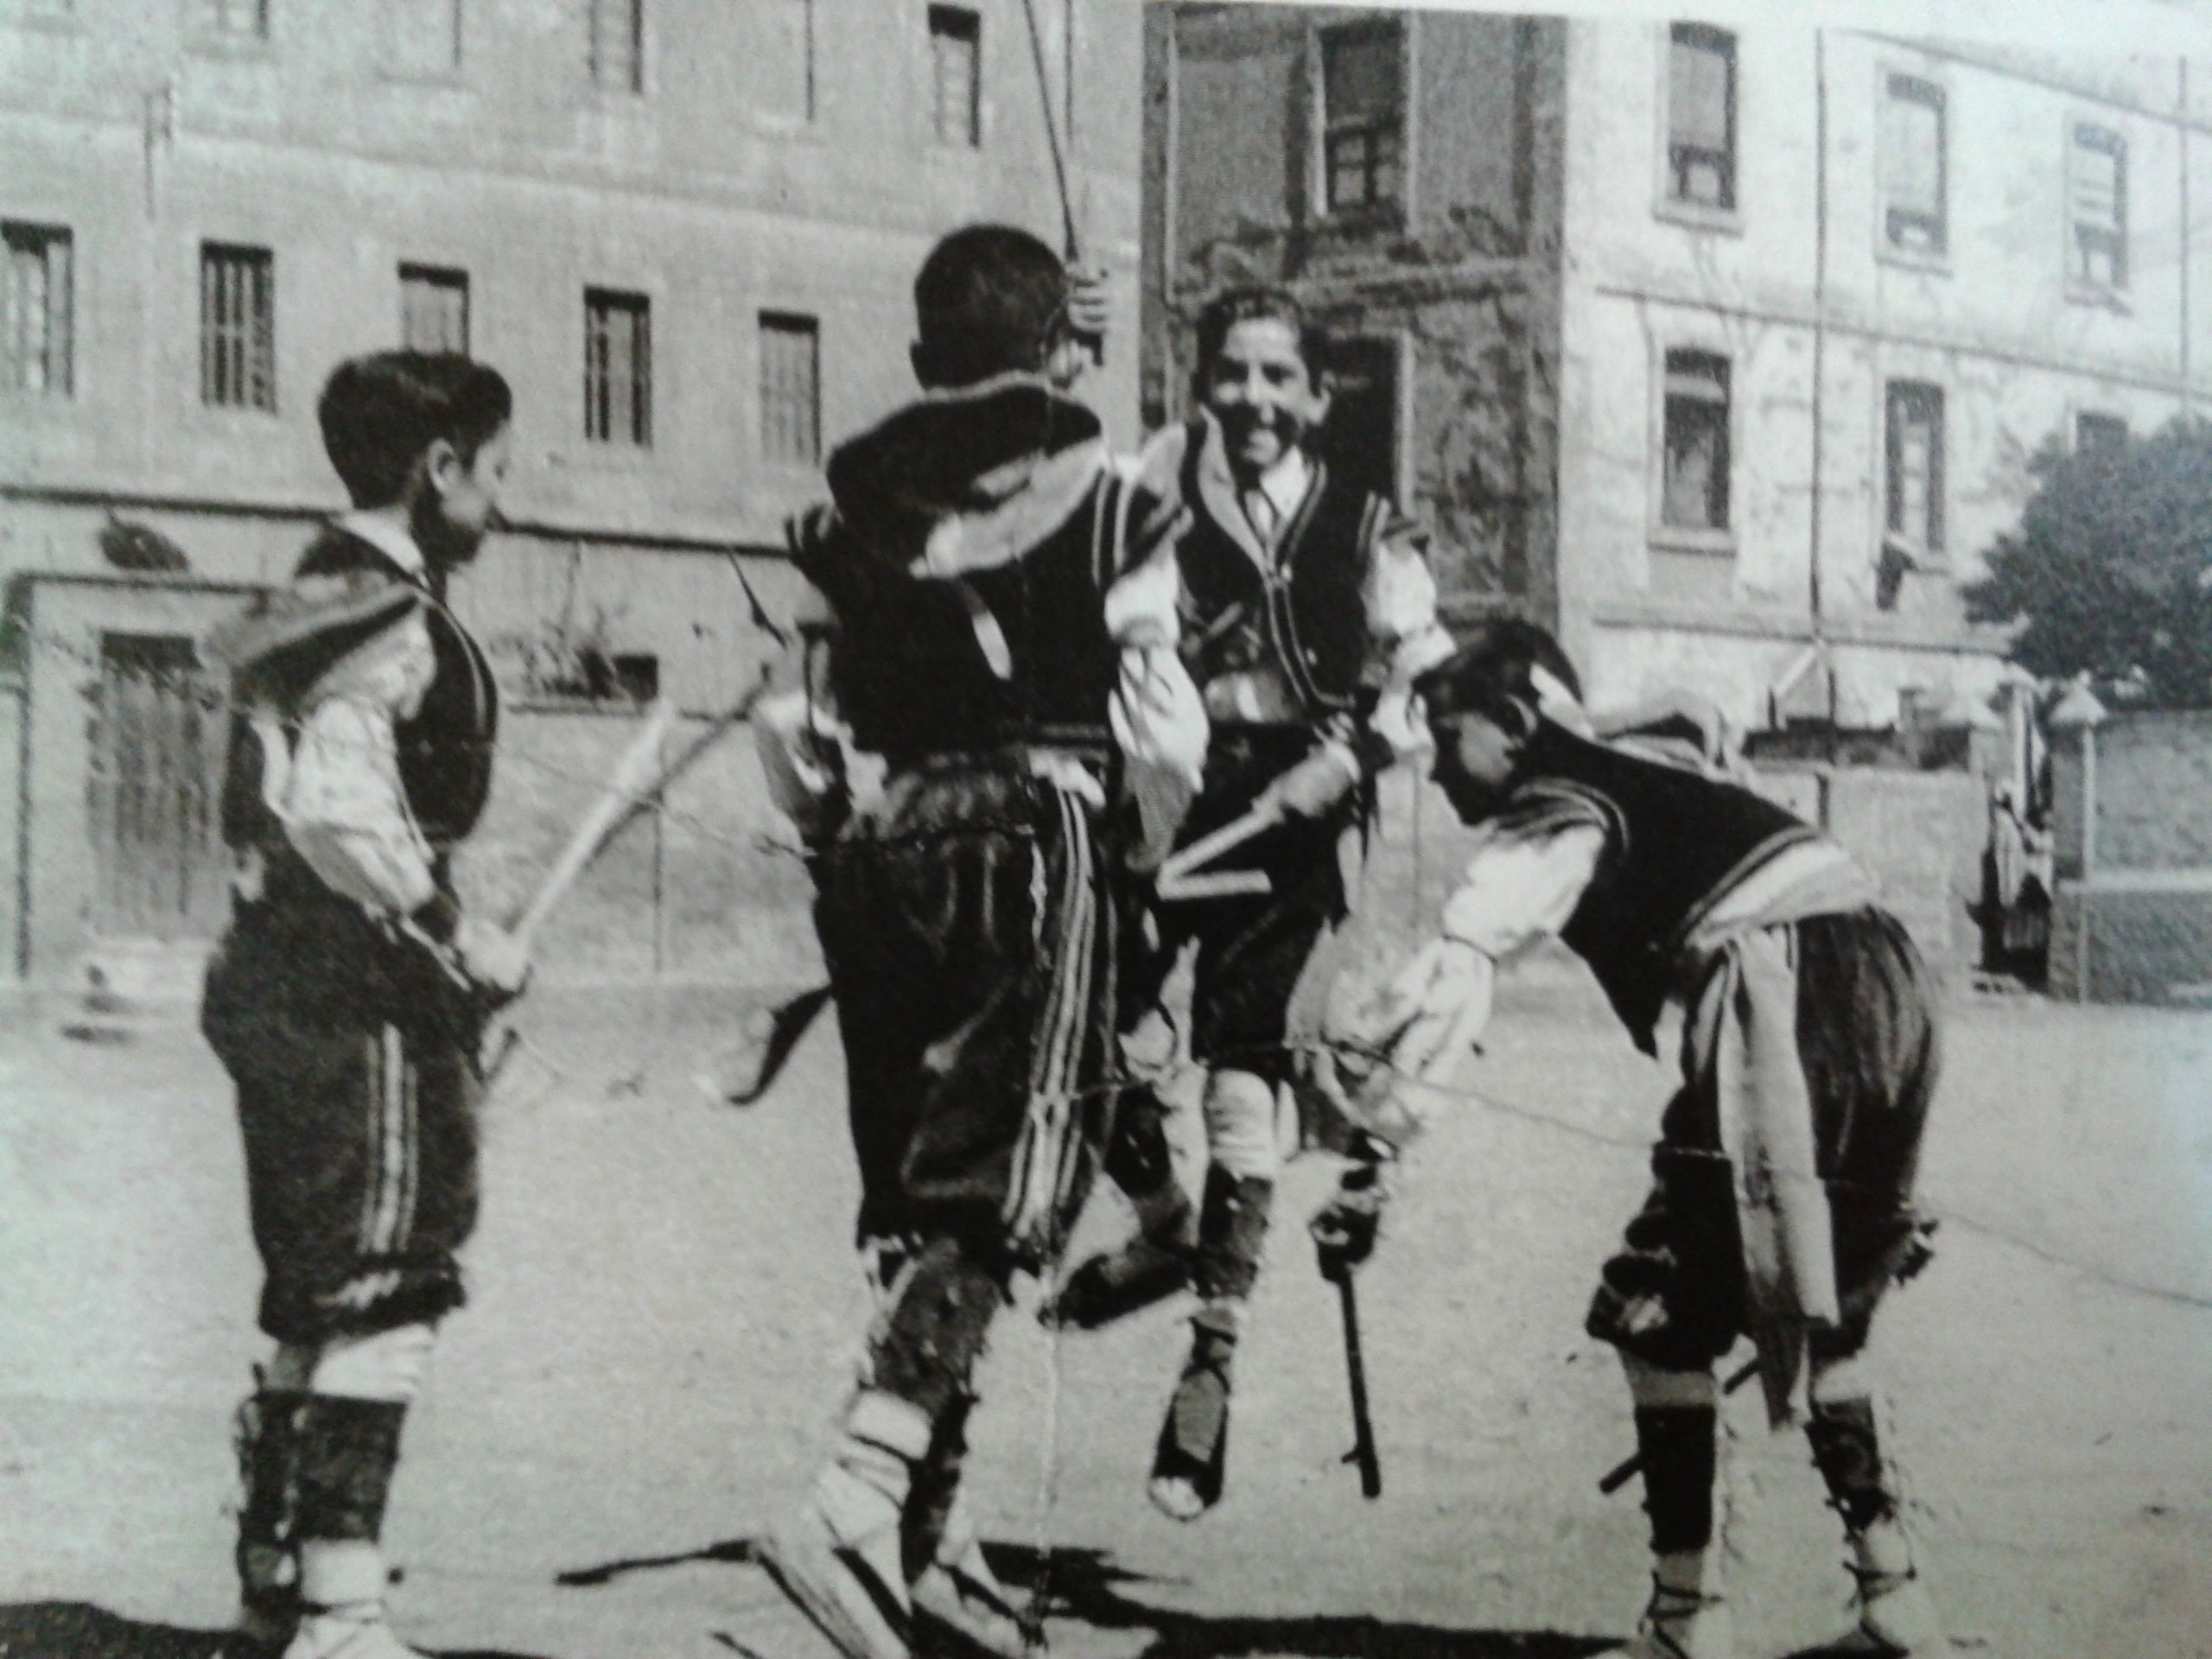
1246,446,1314,524
335,510,428,578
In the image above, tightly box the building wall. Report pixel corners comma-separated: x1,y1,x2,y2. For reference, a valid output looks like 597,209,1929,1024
2,0,1145,708
1141,4,1567,618
1559,22,2212,727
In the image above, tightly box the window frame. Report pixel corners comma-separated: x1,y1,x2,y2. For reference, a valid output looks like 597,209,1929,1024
187,0,271,56
2074,409,2128,458
586,0,645,98
1877,69,1949,270
582,285,652,449
397,263,470,355
1649,341,1736,554
927,5,982,149
198,240,277,416
380,0,464,83
2065,118,2129,302
1316,16,1410,221
1882,378,1947,569
1654,21,1740,233
2,219,74,400
757,309,823,470
752,0,817,129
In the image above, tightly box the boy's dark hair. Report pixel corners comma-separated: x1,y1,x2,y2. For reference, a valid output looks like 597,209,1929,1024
1190,285,1331,390
912,225,1069,386
1414,618,1585,728
318,352,513,510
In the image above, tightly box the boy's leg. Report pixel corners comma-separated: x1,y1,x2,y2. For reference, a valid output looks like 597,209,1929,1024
1149,860,1335,1522
767,1235,1006,1659
1593,1357,1734,1659
1806,1355,1944,1656
279,1324,437,1659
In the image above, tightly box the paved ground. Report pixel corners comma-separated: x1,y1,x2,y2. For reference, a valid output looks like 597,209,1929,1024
3,964,2210,1659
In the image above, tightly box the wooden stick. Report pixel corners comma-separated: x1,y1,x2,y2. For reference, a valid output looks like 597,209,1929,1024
1338,1272,1382,1499
1154,868,1272,903
1155,798,1283,889
505,698,676,951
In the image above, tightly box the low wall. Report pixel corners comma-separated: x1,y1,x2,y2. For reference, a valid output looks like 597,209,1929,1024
2048,708,2212,1004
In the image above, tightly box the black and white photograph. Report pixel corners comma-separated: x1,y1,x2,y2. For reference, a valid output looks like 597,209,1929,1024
3,2,2209,1656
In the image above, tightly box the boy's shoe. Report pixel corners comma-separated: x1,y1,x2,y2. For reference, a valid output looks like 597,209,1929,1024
279,1605,428,1659
911,1537,1030,1659
762,1401,924,1659
1598,1581,1736,1659
1829,1563,1945,1656
1146,1307,1237,1522
225,1593,295,1659
1041,1235,1191,1331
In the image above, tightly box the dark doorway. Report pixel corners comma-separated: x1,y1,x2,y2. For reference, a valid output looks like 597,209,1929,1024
86,632,231,941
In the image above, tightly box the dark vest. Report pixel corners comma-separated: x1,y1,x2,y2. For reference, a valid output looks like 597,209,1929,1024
221,529,499,867
795,481,1122,764
1174,438,1379,721
1518,724,1818,1052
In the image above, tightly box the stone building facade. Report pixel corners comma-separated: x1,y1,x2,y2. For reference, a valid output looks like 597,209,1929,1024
1,0,1142,980
1142,4,2212,730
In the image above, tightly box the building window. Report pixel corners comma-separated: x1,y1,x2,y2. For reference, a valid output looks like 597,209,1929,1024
385,0,461,76
1320,19,1405,214
760,313,820,467
1666,23,1736,213
3,222,73,397
1885,381,1944,556
2069,123,2127,290
1881,74,1946,255
399,264,468,353
200,243,276,411
757,0,815,123
1660,348,1731,532
930,6,980,148
2076,410,2128,456
200,0,269,38
583,288,650,447
588,0,643,94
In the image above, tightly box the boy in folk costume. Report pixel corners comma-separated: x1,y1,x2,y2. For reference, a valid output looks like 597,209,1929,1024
1311,622,1945,1659
751,224,1205,1659
200,353,526,1659
1046,286,1452,1523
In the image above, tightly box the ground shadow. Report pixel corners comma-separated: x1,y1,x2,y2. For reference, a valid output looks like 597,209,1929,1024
554,1535,757,1588
553,1535,1622,1658
0,1601,554,1659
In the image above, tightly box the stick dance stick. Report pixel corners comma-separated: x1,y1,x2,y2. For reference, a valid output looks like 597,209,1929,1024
1338,1272,1383,1499
504,697,677,951
1155,798,1284,890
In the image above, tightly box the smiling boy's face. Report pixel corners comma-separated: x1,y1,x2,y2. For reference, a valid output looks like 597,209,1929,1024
1201,316,1330,486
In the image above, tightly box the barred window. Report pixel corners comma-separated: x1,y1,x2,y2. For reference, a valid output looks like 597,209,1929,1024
1667,23,1736,212
3,222,73,397
757,0,815,122
1661,348,1730,531
584,288,651,447
1881,75,1946,255
930,7,980,147
1885,380,1944,555
760,313,820,467
2069,123,2126,290
200,243,276,411
588,0,643,94
385,0,461,76
399,264,468,354
2075,410,2127,457
200,0,269,38
1321,20,1404,213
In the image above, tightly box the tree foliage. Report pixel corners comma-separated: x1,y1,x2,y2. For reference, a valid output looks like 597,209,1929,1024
1964,416,2212,708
